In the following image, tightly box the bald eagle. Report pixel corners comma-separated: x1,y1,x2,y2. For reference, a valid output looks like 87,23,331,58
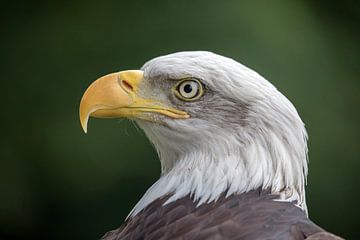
79,52,342,240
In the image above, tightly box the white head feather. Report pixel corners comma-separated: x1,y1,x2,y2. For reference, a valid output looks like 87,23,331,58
128,51,308,217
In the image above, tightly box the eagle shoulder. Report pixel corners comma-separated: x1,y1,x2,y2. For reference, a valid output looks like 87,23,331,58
101,189,341,240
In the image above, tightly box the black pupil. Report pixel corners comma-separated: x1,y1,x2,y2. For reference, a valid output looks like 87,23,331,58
183,84,193,93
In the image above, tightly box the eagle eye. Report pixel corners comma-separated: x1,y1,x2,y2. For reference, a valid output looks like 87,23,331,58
173,79,203,101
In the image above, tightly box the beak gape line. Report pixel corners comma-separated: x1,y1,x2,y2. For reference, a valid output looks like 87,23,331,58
79,70,189,133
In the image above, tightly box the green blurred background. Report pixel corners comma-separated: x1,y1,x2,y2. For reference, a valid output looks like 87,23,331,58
1,0,359,239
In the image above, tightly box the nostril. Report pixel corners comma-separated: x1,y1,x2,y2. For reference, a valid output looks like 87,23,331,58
121,80,134,92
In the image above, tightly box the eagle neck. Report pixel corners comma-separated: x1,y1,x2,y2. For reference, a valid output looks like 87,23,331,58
128,129,308,218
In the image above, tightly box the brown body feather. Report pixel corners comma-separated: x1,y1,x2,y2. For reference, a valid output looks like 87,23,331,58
101,189,341,240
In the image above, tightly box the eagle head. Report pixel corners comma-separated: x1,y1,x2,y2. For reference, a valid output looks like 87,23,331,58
79,51,308,216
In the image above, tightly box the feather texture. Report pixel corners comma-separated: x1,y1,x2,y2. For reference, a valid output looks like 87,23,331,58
102,190,340,240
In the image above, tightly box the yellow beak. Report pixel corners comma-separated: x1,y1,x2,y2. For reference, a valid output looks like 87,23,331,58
79,70,189,133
